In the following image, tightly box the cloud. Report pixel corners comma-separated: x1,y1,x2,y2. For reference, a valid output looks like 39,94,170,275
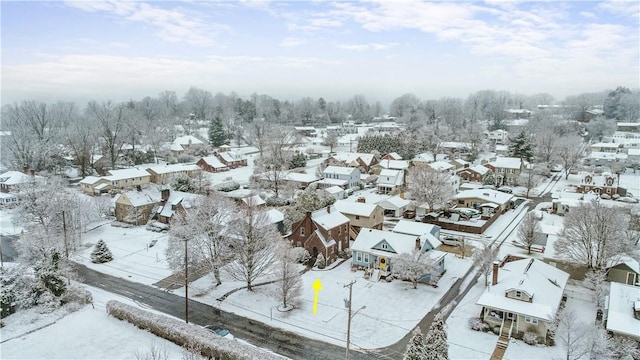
579,11,597,19
336,42,398,51
597,0,640,18
64,1,229,46
280,37,307,47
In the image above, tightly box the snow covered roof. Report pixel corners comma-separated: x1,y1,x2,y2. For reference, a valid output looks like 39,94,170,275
468,165,490,175
146,164,200,174
324,186,344,194
200,156,227,168
264,208,284,224
318,178,348,186
121,189,160,207
378,195,411,209
170,143,184,152
0,171,39,185
79,176,103,185
334,200,378,217
217,151,245,162
412,152,435,163
330,152,376,166
377,169,404,186
392,220,442,249
628,148,640,156
106,168,150,181
311,206,349,230
428,161,455,172
476,258,569,321
378,159,409,170
352,228,418,257
385,152,402,160
315,229,337,248
323,165,357,176
241,195,265,206
591,142,620,148
439,141,470,149
454,189,514,205
173,135,204,146
284,172,320,183
606,282,640,338
494,157,522,169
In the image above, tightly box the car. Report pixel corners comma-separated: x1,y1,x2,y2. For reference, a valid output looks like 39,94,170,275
441,236,462,246
617,196,639,203
497,186,513,194
204,325,235,340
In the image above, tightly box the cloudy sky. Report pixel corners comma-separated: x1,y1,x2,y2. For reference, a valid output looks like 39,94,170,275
2,0,638,106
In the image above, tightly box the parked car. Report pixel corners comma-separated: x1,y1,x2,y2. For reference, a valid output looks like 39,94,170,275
441,236,462,246
617,196,639,203
204,325,235,340
455,208,480,218
497,186,513,194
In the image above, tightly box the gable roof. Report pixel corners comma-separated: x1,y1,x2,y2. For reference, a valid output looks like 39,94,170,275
454,189,514,205
352,228,418,257
377,159,409,170
311,206,349,230
377,169,404,186
330,152,376,166
606,282,640,338
323,165,358,176
217,151,245,162
429,161,455,172
106,168,150,181
147,163,200,175
0,171,39,185
173,135,204,146
120,189,160,207
458,165,490,176
412,152,435,163
334,200,379,217
392,220,442,249
199,156,227,168
495,157,522,169
378,195,411,209
476,258,569,321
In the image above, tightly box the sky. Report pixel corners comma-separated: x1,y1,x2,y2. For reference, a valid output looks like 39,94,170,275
1,0,639,106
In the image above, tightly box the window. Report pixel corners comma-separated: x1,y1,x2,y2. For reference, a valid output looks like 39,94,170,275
355,215,360,220
356,252,362,261
300,227,305,236
515,290,522,298
338,227,341,235
381,243,388,250
524,317,538,324
364,253,369,263
458,200,465,205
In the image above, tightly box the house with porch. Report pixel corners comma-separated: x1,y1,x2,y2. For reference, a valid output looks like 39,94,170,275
334,199,384,240
197,156,229,173
318,165,360,190
288,206,350,265
351,227,446,283
377,195,411,217
377,169,404,195
605,282,640,341
476,257,569,344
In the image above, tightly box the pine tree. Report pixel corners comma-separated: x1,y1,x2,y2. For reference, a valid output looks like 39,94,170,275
91,239,114,263
508,131,534,162
424,313,449,360
404,327,426,360
289,153,307,169
208,116,227,147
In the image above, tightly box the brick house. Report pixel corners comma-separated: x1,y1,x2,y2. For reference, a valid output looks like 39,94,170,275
197,156,229,173
214,151,247,169
577,173,620,196
287,206,350,265
456,164,492,183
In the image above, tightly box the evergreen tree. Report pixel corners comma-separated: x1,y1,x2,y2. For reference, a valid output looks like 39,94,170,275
404,327,426,360
208,116,227,147
424,313,449,360
90,239,114,263
508,131,534,162
289,153,307,169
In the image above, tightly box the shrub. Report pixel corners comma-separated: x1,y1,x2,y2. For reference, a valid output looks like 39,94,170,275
214,180,240,192
468,317,484,331
290,248,311,265
315,254,326,269
523,330,539,345
90,239,114,263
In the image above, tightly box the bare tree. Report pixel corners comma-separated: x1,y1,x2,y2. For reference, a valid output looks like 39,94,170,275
583,269,608,308
225,199,280,291
273,240,302,310
86,101,130,169
555,135,584,179
556,309,589,360
183,87,214,122
517,212,541,254
554,201,635,270
392,251,437,289
322,131,339,153
253,125,298,198
473,244,498,287
407,166,454,212
168,194,236,286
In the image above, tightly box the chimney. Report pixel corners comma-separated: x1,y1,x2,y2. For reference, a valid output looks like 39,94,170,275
161,189,170,203
22,165,28,174
29,169,35,177
492,261,500,286
415,238,420,251
327,205,331,213
357,197,366,203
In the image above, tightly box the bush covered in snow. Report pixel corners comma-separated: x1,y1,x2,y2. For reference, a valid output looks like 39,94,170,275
468,317,485,331
314,253,326,269
214,180,240,192
523,328,539,345
290,247,311,265
90,239,114,263
105,300,282,360
265,196,290,207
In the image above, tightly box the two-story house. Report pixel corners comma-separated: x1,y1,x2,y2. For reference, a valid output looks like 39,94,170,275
494,157,523,186
377,169,404,195
324,152,379,173
456,164,492,183
577,173,620,196
476,257,569,344
171,135,205,154
114,188,162,225
80,168,151,195
146,164,202,185
318,165,361,190
288,206,350,265
487,129,509,144
334,199,384,240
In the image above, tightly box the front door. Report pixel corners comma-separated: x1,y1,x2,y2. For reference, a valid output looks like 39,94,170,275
627,272,636,285
506,312,515,320
312,247,318,260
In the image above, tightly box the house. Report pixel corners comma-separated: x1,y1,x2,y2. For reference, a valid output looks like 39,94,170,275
146,164,201,185
196,156,229,173
377,169,404,195
172,135,205,153
377,195,411,217
324,152,379,173
373,159,410,172
265,208,286,235
334,199,384,239
494,157,523,186
294,126,317,137
79,176,112,195
590,142,622,153
382,152,402,161
428,161,455,174
288,206,350,265
451,158,470,170
351,227,446,282
411,152,435,166
283,172,320,190
114,188,161,225
627,148,640,165
453,189,514,214
605,282,640,340
214,151,247,169
577,173,620,197
439,142,470,156
457,164,492,183
476,257,570,344
607,258,640,286
318,165,360,190
105,168,151,190
321,186,346,201
494,144,509,157
617,122,640,133
487,129,509,144
504,109,532,119
391,220,442,250
0,192,18,207
155,189,200,224
0,170,40,193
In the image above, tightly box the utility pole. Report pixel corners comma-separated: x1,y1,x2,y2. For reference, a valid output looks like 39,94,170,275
344,280,356,360
62,210,68,259
184,238,189,324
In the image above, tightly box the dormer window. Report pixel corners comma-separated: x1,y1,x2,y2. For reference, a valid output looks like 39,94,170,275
515,290,522,298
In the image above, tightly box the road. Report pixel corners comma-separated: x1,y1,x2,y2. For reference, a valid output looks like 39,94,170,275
76,263,382,360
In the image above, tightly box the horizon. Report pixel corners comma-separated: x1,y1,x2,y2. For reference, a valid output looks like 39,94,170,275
2,1,639,106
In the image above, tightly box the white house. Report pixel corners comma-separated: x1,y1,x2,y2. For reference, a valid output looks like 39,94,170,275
487,129,509,144
377,195,411,217
494,157,523,186
391,220,442,250
428,161,455,174
322,185,346,201
476,257,569,343
605,282,640,340
377,169,404,195
319,165,361,190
